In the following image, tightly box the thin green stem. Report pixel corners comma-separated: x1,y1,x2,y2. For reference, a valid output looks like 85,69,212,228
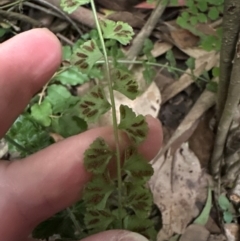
97,59,209,83
66,207,82,236
90,0,123,226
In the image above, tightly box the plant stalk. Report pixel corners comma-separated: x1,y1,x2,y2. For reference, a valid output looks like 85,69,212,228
211,33,240,179
216,0,240,122
90,0,123,226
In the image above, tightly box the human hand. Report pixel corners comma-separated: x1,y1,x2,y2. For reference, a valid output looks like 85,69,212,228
0,29,162,241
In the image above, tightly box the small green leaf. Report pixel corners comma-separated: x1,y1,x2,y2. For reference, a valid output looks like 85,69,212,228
123,147,153,183
208,7,219,20
206,81,218,93
190,16,198,25
84,209,116,232
7,114,53,157
189,5,198,14
197,13,208,23
83,174,115,209
197,1,208,12
112,69,139,100
143,38,154,55
84,138,113,174
118,105,148,144
46,85,79,113
125,184,153,218
56,66,89,85
51,114,87,138
166,50,176,68
223,211,233,223
212,67,220,77
218,194,230,211
123,215,156,240
194,186,212,225
71,40,103,73
186,57,195,70
60,0,90,14
79,86,111,123
143,63,156,84
181,12,190,20
31,100,52,127
100,19,134,45
0,28,8,37
62,45,72,60
176,16,188,28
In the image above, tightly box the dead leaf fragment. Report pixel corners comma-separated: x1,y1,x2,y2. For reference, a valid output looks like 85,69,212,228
170,29,200,49
179,224,210,241
107,11,145,28
224,224,240,241
149,143,203,241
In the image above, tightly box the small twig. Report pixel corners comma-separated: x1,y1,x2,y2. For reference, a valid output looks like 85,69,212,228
47,0,103,29
66,207,82,236
210,18,222,28
216,0,240,122
126,0,168,60
57,33,74,45
23,2,62,18
0,9,42,27
32,0,83,35
211,33,240,178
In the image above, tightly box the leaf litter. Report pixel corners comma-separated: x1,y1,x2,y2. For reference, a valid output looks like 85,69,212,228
1,0,236,240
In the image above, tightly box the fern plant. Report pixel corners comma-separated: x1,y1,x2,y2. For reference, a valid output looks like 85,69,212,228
58,0,156,239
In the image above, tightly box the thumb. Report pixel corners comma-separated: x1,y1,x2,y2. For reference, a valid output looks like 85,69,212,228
81,230,149,241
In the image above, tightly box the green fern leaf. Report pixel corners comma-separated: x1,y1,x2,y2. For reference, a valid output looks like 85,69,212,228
30,100,52,127
79,86,111,123
125,184,153,218
83,173,115,209
71,40,103,73
100,19,134,45
123,215,156,240
60,0,90,14
112,69,139,100
84,138,113,173
123,147,153,183
84,209,116,232
118,105,148,144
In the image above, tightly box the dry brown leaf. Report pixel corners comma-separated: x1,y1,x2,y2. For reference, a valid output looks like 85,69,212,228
151,41,173,58
50,133,64,143
181,47,216,59
0,0,11,5
149,143,203,241
196,23,217,36
188,109,215,169
179,224,210,241
98,80,161,127
170,29,200,49
224,224,240,241
107,11,145,28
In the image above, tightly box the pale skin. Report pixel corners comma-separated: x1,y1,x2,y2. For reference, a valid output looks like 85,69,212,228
0,28,163,241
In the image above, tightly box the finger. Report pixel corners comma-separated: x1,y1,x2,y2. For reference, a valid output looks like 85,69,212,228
0,116,162,240
0,28,61,137
81,230,149,241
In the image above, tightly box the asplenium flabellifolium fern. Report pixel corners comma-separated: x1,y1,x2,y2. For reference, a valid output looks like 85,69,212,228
59,0,156,239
